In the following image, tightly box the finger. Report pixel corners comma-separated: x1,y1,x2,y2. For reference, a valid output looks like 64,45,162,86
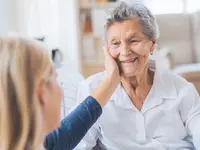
103,45,112,59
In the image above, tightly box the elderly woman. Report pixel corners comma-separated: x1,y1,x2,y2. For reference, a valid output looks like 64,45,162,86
74,1,200,150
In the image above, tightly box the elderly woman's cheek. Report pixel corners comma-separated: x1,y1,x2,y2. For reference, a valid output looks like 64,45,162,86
132,42,151,56
109,48,120,59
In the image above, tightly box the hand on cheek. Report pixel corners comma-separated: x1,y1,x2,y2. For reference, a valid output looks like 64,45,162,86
109,48,120,59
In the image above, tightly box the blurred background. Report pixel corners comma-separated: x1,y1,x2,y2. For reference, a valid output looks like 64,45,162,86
1,0,200,92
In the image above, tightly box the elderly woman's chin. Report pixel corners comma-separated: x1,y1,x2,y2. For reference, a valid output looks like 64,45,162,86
120,62,139,77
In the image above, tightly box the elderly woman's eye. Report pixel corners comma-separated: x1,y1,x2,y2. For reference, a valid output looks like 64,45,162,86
130,40,138,43
112,42,120,45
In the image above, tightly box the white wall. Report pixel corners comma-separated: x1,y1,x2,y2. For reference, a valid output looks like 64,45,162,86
0,0,83,72
57,0,82,72
0,0,25,36
20,0,82,72
26,0,59,47
8,0,20,33
0,0,8,35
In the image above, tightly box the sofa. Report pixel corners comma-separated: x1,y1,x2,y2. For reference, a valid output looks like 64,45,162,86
154,10,200,93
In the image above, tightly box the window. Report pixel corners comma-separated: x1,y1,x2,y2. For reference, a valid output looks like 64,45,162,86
143,0,184,14
186,0,200,13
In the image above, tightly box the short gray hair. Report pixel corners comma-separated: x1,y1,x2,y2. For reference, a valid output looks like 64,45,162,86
104,0,160,41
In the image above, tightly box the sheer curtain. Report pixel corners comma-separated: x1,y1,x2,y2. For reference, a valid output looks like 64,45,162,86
14,0,60,48
28,0,60,48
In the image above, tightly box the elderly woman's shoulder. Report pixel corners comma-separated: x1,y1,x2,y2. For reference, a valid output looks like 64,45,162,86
159,70,196,92
160,70,187,83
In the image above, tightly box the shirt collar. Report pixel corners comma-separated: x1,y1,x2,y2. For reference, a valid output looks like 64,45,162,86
109,68,178,110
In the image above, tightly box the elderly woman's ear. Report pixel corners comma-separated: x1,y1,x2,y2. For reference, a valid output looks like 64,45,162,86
150,41,157,53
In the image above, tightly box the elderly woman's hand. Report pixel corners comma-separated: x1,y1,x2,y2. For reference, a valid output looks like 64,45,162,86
103,46,120,86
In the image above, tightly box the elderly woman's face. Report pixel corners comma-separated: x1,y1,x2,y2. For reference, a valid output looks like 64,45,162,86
107,19,155,77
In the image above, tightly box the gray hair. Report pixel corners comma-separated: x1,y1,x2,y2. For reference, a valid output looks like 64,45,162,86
104,0,160,41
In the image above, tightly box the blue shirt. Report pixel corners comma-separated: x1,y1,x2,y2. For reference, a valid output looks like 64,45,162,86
44,96,102,150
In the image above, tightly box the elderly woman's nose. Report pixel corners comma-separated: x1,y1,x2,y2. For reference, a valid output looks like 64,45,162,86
121,44,131,56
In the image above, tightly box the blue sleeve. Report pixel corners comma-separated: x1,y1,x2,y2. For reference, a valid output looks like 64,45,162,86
44,96,102,150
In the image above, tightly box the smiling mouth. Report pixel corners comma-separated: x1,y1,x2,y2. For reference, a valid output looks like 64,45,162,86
121,57,138,63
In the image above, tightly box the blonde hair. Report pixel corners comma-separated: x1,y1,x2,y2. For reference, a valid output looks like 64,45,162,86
0,37,52,150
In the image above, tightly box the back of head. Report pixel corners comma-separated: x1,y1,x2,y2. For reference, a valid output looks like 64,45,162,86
0,37,51,150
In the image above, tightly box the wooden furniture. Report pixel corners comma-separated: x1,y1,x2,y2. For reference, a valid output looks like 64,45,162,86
78,0,116,77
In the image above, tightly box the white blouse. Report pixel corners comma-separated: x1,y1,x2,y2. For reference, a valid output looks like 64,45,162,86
74,69,200,150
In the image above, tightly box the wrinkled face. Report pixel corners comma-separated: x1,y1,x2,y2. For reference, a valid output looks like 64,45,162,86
40,67,62,133
107,19,156,77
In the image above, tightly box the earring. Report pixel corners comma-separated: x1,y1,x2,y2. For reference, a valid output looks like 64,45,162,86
150,52,153,55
